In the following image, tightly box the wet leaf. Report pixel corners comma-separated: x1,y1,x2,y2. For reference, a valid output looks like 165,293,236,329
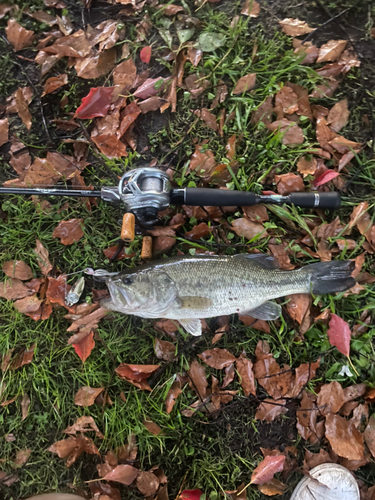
325,413,364,460
254,341,293,400
185,222,212,239
115,363,160,391
233,73,256,94
9,344,35,370
197,32,226,52
257,478,287,496
236,352,256,396
286,293,311,326
364,416,375,458
15,88,32,130
153,236,176,255
328,136,362,154
21,392,30,421
180,490,203,500
268,119,304,146
304,449,333,470
64,415,104,438
0,278,34,301
241,0,260,17
255,399,288,422
317,39,347,63
275,173,305,195
154,338,176,361
49,436,99,467
274,86,299,118
251,96,273,126
144,419,163,435
297,156,317,177
198,348,236,369
52,219,84,245
118,101,141,138
75,48,117,79
92,135,128,159
14,448,31,467
140,45,152,63
113,58,137,98
251,455,285,485
279,18,314,36
194,108,218,132
74,386,104,407
349,202,371,236
242,205,269,223
327,99,349,132
72,330,95,364
14,295,42,315
46,275,70,308
0,117,9,147
2,261,33,281
327,313,351,357
188,360,208,398
41,74,68,97
35,240,53,275
313,169,339,187
44,30,91,58
165,380,183,414
75,87,114,119
134,77,169,99
138,96,168,113
222,363,235,388
159,3,184,15
317,381,346,415
136,471,160,496
189,145,216,180
0,4,17,19
231,218,267,240
6,19,34,51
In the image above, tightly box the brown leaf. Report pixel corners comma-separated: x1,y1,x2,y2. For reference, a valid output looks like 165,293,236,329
328,136,362,154
14,295,42,315
304,449,333,470
64,415,104,438
242,205,269,223
189,145,216,180
34,240,52,276
286,293,311,331
44,29,91,58
297,156,317,177
257,479,287,496
251,455,285,485
72,330,95,364
165,380,183,414
274,86,299,118
236,352,256,396
115,363,160,391
75,48,116,79
6,19,34,51
138,96,167,113
7,344,36,371
294,41,319,64
254,341,293,400
233,73,256,94
267,119,304,146
74,386,104,407
279,18,314,36
317,39,347,63
2,261,33,281
255,399,288,422
134,77,170,99
0,117,9,147
21,393,30,421
144,419,163,436
136,471,160,496
15,88,32,130
41,74,68,97
188,360,208,398
194,108,218,132
0,4,17,19
296,391,318,440
285,82,313,120
198,348,236,369
364,416,375,458
343,383,366,403
239,314,270,332
222,362,235,388
46,275,70,308
351,403,368,429
185,222,212,239
275,173,304,195
231,218,267,240
293,360,320,390
251,96,274,126
325,413,364,460
241,0,260,17
52,219,84,245
154,338,176,361
49,436,99,467
0,278,34,301
268,243,294,270
327,99,349,132
92,134,128,158
317,381,346,416
158,3,184,15
310,78,340,98
14,448,31,467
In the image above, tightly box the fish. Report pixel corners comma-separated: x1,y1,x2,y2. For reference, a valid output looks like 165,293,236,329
100,254,355,336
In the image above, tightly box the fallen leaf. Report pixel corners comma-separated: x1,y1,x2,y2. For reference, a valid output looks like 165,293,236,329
2,261,33,281
0,117,9,146
35,240,53,275
154,338,176,361
198,348,236,369
14,295,42,315
317,39,347,63
49,435,99,467
8,344,35,370
304,449,333,470
255,399,288,422
236,352,256,396
158,3,184,15
297,156,317,177
165,379,183,414
241,0,260,17
41,74,68,97
327,99,349,132
286,294,311,325
6,19,34,51
285,82,313,120
194,108,218,132
140,45,152,63
144,419,163,436
134,77,169,99
15,88,32,130
92,135,128,158
351,403,368,429
251,96,273,126
222,363,235,388
115,364,160,391
242,205,269,223
275,173,304,195
349,202,371,236
233,73,256,94
257,478,287,496
46,275,69,308
0,4,17,19
327,314,351,357
72,330,95,364
75,87,114,119
0,278,34,300
279,18,314,36
188,360,208,398
52,219,84,245
254,341,293,400
14,448,31,467
328,136,362,154
185,222,212,239
317,381,346,416
112,58,137,98
231,218,267,240
325,413,364,460
313,169,339,187
180,490,203,500
251,455,285,485
136,471,160,496
21,393,30,421
117,101,141,138
89,483,121,500
274,86,299,118
189,145,216,180
267,119,304,146
364,416,375,458
75,48,117,79
64,415,104,438
138,96,167,113
74,386,104,407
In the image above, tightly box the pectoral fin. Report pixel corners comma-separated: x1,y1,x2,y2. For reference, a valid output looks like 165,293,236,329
178,318,202,336
240,301,282,321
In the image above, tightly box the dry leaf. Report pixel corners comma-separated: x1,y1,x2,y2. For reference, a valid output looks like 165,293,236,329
222,363,235,388
241,0,260,17
304,449,333,470
14,448,31,466
21,393,30,421
42,74,68,96
231,218,267,240
327,99,349,132
327,314,351,357
267,119,304,146
257,478,287,496
325,413,364,460
251,455,285,485
6,19,34,51
317,39,347,63
364,416,375,458
194,108,218,132
15,88,32,130
115,363,160,391
74,386,104,406
92,135,128,158
189,145,216,180
328,136,362,154
136,471,160,496
285,82,313,119
236,352,256,396
72,330,95,364
2,261,33,281
279,18,314,36
144,419,163,436
274,86,299,118
64,415,104,438
317,381,346,416
275,173,304,195
44,30,91,58
254,341,293,400
251,96,274,126
14,295,42,315
165,379,183,414
35,240,53,275
297,156,317,177
198,348,236,369
75,48,116,79
49,436,99,467
7,344,35,371
112,58,137,98
188,360,208,399
233,73,256,94
0,117,9,147
255,399,288,422
0,278,35,301
154,338,176,361
286,293,311,326
52,219,84,245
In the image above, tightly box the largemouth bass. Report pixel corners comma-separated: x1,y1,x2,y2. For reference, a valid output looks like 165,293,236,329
101,254,355,336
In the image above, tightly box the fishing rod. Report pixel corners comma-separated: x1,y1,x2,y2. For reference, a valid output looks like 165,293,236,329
0,167,341,242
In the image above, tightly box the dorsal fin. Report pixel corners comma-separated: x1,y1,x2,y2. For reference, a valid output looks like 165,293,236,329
233,253,280,270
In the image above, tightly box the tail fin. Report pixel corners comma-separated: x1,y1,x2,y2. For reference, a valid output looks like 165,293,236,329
305,260,356,294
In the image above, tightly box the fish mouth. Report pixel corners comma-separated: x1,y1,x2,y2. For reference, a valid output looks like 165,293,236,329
107,280,131,309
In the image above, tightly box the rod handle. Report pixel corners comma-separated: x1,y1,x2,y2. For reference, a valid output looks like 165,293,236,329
141,236,153,259
121,213,135,241
289,192,341,209
183,188,257,206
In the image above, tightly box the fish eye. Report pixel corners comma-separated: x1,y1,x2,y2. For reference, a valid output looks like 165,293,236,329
122,276,133,285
